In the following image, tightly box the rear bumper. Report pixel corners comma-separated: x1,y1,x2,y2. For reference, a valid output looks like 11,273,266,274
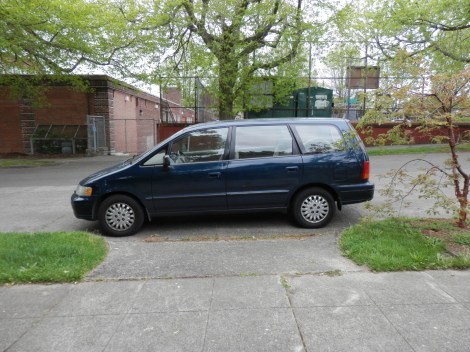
337,182,374,205
71,193,96,220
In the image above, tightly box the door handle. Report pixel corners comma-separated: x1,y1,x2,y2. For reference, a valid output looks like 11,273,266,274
208,172,221,179
286,166,299,173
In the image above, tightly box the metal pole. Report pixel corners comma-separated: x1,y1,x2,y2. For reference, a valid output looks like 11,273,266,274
93,118,97,152
347,59,351,120
124,119,128,153
307,42,312,117
362,44,368,118
194,77,198,124
159,79,163,123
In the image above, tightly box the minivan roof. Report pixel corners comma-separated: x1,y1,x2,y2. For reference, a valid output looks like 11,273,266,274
137,117,351,162
187,117,348,128
170,117,350,139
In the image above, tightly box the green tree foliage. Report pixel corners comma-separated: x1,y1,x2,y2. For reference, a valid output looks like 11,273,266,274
361,0,469,70
0,0,333,118
332,0,470,228
0,0,143,99
360,66,470,228
321,44,361,102
0,0,140,74
135,0,311,119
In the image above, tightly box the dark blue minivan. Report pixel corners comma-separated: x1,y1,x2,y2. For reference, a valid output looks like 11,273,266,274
71,118,374,236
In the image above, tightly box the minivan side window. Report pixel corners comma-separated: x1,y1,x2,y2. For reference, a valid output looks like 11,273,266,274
234,125,293,159
169,127,228,164
294,124,344,154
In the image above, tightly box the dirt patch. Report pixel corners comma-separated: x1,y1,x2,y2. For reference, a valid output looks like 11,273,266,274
143,233,321,243
414,219,470,257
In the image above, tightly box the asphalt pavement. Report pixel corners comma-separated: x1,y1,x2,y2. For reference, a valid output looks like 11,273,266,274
1,152,470,351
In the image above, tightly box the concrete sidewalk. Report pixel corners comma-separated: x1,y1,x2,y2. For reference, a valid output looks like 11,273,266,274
2,269,470,352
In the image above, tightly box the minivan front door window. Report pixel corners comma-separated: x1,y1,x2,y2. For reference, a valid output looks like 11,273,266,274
170,128,229,164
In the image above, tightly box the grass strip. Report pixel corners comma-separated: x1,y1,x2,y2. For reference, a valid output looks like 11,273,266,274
0,159,55,167
367,143,470,156
340,218,470,271
0,232,107,285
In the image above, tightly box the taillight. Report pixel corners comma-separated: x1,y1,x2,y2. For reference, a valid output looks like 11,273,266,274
362,160,370,180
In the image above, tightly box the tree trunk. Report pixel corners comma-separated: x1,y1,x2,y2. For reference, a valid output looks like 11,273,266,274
447,115,469,228
217,51,237,120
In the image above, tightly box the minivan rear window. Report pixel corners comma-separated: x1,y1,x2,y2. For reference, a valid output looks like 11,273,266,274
234,125,293,159
293,124,344,154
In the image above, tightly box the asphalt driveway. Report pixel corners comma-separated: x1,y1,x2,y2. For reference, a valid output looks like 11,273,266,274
0,152,467,236
0,154,364,236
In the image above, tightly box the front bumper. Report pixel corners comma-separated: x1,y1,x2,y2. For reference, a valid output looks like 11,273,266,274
71,193,97,220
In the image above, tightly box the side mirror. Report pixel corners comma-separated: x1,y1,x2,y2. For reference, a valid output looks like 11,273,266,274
163,155,171,171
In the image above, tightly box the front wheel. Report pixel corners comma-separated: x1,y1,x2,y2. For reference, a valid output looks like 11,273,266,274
292,188,335,228
98,195,145,236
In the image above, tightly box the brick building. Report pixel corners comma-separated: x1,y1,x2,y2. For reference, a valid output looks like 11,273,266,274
0,75,195,155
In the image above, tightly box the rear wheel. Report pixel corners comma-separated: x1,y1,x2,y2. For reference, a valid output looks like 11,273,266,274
98,195,145,236
292,188,335,228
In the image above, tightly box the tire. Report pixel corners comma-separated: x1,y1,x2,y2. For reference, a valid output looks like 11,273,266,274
98,195,145,237
292,187,335,228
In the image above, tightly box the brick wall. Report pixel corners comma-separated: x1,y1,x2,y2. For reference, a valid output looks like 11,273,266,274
163,87,195,123
111,88,160,154
19,98,35,154
86,78,113,153
352,122,470,146
0,88,22,154
35,87,88,125
1,76,173,155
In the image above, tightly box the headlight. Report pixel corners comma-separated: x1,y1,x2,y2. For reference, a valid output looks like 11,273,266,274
75,185,93,197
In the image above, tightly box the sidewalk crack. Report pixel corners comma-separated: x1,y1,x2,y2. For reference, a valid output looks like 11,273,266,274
281,275,308,352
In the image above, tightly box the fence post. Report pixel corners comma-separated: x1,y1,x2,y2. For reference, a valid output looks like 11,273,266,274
124,119,128,153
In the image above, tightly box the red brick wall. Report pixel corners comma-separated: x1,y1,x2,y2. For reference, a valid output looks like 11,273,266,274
163,87,195,123
113,91,134,153
135,96,160,152
352,122,470,146
0,85,89,154
0,88,22,154
111,90,161,154
158,123,191,142
1,76,185,154
35,87,88,125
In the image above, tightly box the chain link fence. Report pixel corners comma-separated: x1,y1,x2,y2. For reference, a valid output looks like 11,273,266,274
107,71,470,155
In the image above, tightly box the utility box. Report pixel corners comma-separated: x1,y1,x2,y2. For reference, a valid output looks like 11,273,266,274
245,87,333,118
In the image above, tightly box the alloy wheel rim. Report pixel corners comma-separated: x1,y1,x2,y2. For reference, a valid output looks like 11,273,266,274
105,202,135,231
300,195,329,223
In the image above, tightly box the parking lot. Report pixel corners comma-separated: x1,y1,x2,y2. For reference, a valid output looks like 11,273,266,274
0,151,467,279
0,152,465,237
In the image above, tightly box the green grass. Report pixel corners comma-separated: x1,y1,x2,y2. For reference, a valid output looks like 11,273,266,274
0,159,55,167
0,232,108,285
340,218,470,271
453,233,470,246
367,143,470,156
